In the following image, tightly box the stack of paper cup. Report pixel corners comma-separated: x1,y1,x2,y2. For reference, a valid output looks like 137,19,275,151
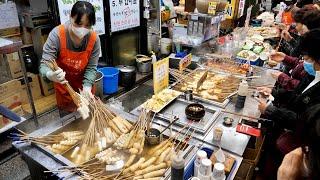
212,163,226,180
198,159,212,180
194,150,207,177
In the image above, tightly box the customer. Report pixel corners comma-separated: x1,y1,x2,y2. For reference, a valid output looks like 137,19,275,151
277,104,320,180
269,8,320,92
258,29,320,130
279,5,317,57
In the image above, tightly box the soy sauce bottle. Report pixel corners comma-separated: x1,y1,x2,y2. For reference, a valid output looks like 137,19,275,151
235,80,248,108
171,154,185,180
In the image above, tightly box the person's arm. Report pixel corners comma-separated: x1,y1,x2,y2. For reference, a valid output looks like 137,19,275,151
82,36,100,88
283,55,300,69
277,73,301,91
264,105,297,130
39,27,60,80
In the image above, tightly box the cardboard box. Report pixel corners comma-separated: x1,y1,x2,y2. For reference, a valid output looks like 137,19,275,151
0,93,22,109
6,52,23,78
0,27,20,37
18,73,42,104
39,75,55,96
0,79,22,101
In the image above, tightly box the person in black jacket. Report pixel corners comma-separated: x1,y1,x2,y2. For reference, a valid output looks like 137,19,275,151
258,29,320,131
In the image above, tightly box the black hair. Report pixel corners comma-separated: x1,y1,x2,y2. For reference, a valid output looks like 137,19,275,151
296,0,314,8
293,5,317,23
301,104,320,180
70,1,96,26
300,29,320,62
301,10,320,29
284,0,297,7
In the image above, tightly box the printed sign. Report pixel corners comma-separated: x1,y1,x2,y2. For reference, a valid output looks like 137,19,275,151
208,2,217,15
153,58,169,94
109,0,140,32
245,6,253,28
179,53,192,72
238,0,245,18
57,0,105,35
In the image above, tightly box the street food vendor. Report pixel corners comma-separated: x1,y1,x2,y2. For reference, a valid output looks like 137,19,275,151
39,1,100,116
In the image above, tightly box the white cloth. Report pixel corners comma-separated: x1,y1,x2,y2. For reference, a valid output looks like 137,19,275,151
302,71,320,93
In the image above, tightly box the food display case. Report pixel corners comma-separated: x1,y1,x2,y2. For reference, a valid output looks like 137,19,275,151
172,69,241,108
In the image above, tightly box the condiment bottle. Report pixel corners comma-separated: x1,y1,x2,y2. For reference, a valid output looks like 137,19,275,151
194,150,207,177
212,163,226,180
171,154,185,180
198,159,212,180
235,80,248,108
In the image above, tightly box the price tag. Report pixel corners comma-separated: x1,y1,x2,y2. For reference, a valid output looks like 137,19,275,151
179,53,192,71
208,2,217,15
153,57,169,94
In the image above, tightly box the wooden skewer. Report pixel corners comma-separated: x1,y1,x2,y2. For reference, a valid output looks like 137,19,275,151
221,110,273,122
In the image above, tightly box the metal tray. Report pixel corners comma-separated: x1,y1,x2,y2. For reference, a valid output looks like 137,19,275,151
141,89,182,113
171,69,239,108
155,98,221,135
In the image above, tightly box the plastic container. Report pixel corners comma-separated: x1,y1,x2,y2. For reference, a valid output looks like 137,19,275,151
184,147,237,180
161,38,172,55
99,67,119,94
235,57,260,66
94,70,103,98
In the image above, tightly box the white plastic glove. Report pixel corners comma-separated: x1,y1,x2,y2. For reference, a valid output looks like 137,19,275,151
46,68,67,84
83,86,93,98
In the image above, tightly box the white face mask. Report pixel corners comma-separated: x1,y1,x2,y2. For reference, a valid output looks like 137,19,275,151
71,24,90,39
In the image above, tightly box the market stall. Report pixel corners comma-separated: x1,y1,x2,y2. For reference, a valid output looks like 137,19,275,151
13,55,276,179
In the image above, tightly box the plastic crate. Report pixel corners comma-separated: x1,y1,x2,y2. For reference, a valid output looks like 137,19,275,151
184,147,237,180
235,57,261,66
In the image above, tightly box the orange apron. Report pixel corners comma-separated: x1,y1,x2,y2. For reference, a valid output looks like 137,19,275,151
54,25,97,112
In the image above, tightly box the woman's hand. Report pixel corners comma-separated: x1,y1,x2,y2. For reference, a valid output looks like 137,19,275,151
270,52,286,63
257,87,272,96
281,30,293,41
277,148,303,180
271,71,283,79
257,98,268,114
46,68,67,84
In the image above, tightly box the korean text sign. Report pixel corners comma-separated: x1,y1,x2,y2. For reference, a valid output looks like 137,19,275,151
153,58,169,94
57,0,105,35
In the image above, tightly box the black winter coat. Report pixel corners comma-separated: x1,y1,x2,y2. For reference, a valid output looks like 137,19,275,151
265,75,320,130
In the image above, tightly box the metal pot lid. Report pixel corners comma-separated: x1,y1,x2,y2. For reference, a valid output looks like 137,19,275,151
116,65,136,73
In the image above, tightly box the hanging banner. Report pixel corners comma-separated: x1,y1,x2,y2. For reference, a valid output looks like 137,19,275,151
238,0,245,18
57,0,105,35
153,58,169,94
245,6,253,28
109,0,140,32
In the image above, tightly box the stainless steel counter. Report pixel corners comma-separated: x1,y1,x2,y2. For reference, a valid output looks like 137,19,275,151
13,66,275,179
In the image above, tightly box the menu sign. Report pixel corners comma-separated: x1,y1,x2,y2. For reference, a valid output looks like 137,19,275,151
57,0,105,35
109,0,140,32
153,58,169,94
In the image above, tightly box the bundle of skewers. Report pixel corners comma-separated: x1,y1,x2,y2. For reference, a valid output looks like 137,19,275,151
47,124,193,180
10,129,84,154
44,60,90,119
70,94,132,165
169,68,192,82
